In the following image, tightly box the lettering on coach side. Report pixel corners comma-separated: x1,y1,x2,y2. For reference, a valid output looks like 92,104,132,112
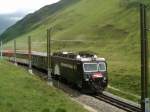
61,63,75,69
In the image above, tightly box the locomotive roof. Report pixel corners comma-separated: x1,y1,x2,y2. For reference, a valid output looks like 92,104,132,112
52,52,106,62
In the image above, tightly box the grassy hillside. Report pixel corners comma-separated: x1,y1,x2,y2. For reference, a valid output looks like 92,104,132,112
0,60,88,112
1,0,150,102
0,0,80,41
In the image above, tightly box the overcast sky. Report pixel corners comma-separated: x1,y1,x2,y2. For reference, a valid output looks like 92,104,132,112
0,0,60,14
0,0,60,34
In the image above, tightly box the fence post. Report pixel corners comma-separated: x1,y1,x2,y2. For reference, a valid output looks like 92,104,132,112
0,41,3,60
28,36,32,74
47,28,52,85
14,40,17,66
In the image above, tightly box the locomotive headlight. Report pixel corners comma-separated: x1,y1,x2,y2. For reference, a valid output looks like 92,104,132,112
103,77,107,82
84,74,90,81
103,77,106,80
85,78,89,81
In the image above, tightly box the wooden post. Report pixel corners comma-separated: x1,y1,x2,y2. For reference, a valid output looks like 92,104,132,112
28,36,32,74
0,41,3,59
14,40,17,66
47,28,52,85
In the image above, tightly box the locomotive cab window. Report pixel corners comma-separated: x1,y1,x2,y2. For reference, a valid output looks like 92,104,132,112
98,62,106,71
83,63,98,72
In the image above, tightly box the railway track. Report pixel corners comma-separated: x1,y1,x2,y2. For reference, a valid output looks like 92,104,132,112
94,93,141,112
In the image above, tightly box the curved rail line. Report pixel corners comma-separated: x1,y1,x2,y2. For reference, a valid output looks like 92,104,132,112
94,94,141,112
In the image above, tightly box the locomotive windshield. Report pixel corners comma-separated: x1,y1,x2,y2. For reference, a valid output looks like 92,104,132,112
83,62,106,72
98,62,106,71
83,63,98,72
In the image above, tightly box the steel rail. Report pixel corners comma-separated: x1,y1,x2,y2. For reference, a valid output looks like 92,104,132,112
94,94,141,112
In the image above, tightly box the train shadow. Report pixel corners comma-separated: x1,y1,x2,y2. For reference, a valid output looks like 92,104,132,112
52,77,82,98
29,68,82,98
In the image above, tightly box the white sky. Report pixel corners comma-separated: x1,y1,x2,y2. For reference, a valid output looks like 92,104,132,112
0,0,60,14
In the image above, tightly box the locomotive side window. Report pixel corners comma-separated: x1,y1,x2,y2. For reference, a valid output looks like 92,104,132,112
83,63,98,72
98,62,106,71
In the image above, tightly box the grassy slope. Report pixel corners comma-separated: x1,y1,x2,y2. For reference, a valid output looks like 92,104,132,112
0,60,87,112
0,0,80,42
1,0,150,101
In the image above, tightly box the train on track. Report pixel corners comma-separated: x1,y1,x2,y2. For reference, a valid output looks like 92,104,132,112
3,51,108,93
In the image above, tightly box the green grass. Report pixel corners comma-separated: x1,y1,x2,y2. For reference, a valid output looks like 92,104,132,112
1,0,150,102
107,87,140,102
0,60,88,112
